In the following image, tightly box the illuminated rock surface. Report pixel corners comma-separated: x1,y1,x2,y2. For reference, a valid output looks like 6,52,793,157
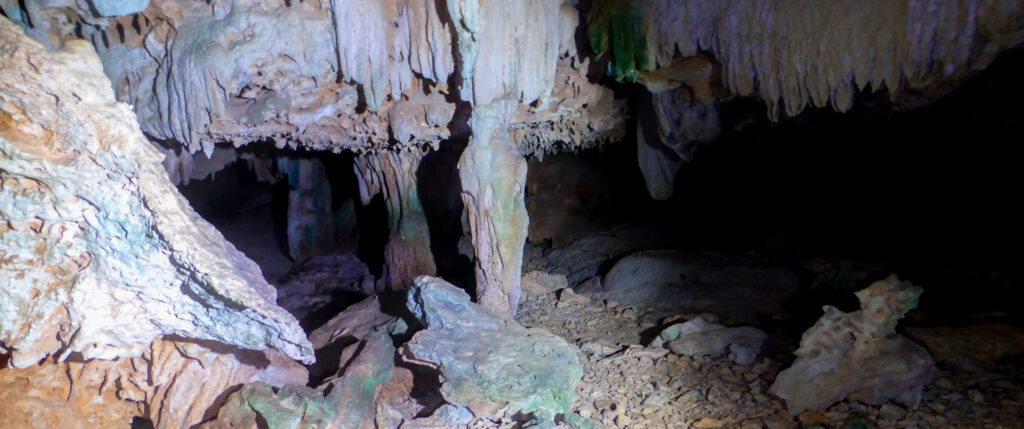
0,339,307,429
0,18,312,367
770,275,936,414
405,276,583,421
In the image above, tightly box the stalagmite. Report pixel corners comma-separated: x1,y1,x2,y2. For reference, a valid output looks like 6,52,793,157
279,157,335,262
459,102,530,315
448,0,571,315
355,149,437,291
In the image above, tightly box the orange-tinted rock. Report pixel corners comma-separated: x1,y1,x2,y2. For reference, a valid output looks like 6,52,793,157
0,339,307,429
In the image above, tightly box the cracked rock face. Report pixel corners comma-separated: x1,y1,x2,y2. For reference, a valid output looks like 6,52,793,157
202,326,396,429
0,18,312,366
0,339,307,429
404,276,583,420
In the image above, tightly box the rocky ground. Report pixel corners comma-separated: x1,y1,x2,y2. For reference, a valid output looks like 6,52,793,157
517,286,1024,429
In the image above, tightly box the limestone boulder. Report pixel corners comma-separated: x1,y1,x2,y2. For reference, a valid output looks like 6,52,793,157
521,271,568,296
596,250,798,324
770,275,936,415
404,276,583,421
203,327,396,429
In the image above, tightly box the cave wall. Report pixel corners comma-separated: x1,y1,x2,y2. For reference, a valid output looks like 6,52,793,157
0,18,311,367
2,0,1023,315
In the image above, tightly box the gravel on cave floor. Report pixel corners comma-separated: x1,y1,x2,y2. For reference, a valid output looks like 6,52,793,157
515,290,1024,429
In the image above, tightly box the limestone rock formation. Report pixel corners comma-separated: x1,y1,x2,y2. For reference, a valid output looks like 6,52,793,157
404,276,583,421
770,275,936,415
0,339,308,429
202,327,396,429
588,0,1024,199
307,295,405,383
650,316,767,362
590,0,1024,118
594,250,798,324
355,148,437,291
279,157,336,262
521,271,569,296
274,253,374,327
0,18,312,367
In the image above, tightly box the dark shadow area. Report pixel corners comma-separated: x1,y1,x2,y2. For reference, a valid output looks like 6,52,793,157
356,193,390,278
417,138,476,296
298,290,368,333
130,417,155,429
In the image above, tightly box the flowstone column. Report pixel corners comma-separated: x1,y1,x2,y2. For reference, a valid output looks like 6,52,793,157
279,157,335,262
458,102,529,316
355,149,436,291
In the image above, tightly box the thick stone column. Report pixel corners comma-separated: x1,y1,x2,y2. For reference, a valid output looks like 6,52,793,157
278,157,335,262
458,102,529,316
355,149,436,291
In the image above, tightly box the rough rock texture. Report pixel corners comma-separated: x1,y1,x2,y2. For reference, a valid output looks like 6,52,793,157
279,157,335,262
0,18,312,366
306,295,404,383
588,0,1024,199
355,149,437,291
522,271,569,297
590,0,1024,118
444,0,622,314
907,323,1024,363
770,275,936,415
274,253,374,326
460,102,530,315
90,0,150,17
203,327,396,429
405,276,583,421
0,338,308,429
637,78,721,200
592,250,798,324
651,316,767,361
374,366,420,429
529,222,684,286
1,0,621,157
518,254,1024,429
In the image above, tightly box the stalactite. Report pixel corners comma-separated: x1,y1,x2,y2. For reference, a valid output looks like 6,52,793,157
637,85,722,200
590,0,1024,119
354,148,437,291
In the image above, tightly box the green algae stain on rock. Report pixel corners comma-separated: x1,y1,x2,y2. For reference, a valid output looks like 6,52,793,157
405,276,584,422
587,0,649,82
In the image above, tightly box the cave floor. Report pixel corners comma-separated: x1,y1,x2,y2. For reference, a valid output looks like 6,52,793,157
516,274,1024,429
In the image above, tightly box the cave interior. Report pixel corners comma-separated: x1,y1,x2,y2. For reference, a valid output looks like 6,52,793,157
1,1,1024,428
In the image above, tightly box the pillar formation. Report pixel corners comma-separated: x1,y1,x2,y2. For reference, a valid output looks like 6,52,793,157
458,102,529,316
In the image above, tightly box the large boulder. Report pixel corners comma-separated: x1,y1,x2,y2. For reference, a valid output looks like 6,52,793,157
203,327,396,429
591,250,798,324
0,19,312,367
770,275,935,414
307,295,405,383
404,276,583,421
